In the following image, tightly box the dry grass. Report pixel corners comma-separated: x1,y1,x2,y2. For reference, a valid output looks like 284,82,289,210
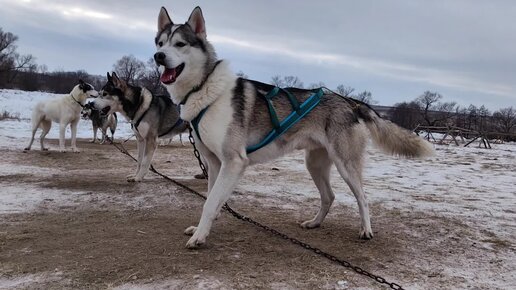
0,110,21,121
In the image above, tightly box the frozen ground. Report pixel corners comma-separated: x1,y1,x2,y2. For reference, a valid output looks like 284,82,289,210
0,89,515,289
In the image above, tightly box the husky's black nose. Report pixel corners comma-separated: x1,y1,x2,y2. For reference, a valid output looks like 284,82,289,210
154,52,166,66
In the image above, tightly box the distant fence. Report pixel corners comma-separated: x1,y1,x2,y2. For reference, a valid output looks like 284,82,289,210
413,125,506,148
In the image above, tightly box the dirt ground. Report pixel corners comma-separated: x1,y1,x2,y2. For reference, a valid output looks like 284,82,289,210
0,139,514,289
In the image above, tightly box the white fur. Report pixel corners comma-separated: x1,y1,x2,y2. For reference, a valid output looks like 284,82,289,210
25,84,98,152
180,62,237,157
156,31,211,106
157,7,434,248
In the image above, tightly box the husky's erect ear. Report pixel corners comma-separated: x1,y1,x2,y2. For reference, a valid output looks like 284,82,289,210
79,79,85,85
158,7,173,32
187,6,206,38
111,72,127,90
106,72,112,82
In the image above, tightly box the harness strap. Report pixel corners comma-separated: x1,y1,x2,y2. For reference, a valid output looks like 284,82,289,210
131,95,152,132
190,107,208,143
263,87,280,129
190,87,324,154
246,88,323,154
158,118,185,138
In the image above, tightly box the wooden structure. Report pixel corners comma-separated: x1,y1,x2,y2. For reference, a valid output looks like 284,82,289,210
413,125,492,148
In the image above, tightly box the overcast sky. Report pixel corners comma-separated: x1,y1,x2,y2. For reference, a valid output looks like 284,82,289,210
1,0,515,110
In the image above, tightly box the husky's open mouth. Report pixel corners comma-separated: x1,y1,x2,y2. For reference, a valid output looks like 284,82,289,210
161,63,185,84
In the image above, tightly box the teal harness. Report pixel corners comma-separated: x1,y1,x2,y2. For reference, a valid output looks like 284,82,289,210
191,86,324,154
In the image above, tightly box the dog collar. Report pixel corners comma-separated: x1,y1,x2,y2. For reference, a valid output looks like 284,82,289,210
179,60,223,106
70,95,84,108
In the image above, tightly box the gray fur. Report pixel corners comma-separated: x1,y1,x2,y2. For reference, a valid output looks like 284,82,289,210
81,102,117,144
156,6,434,248
94,72,188,182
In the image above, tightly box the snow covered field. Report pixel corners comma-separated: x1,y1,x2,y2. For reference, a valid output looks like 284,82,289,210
0,89,135,142
1,89,515,289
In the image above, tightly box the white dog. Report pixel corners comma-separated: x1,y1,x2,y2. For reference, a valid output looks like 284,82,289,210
24,80,98,152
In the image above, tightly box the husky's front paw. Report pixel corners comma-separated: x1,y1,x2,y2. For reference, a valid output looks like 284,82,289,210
127,176,142,182
186,232,206,249
184,226,197,236
359,228,374,240
72,148,80,153
300,219,321,229
41,147,49,151
89,139,96,143
126,174,142,182
59,148,67,153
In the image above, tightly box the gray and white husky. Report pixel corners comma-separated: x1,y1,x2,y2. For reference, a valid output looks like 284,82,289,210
81,102,118,144
24,80,98,152
155,6,434,248
94,72,187,182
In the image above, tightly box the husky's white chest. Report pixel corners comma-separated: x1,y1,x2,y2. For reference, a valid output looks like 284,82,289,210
196,94,234,157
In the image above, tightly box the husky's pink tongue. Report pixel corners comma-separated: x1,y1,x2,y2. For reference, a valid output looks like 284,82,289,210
161,68,177,84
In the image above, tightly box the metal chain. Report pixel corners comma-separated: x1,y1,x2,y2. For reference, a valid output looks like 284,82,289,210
112,135,405,290
188,126,209,179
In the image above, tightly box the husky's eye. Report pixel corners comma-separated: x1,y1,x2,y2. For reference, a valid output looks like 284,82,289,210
158,41,163,47
175,41,186,48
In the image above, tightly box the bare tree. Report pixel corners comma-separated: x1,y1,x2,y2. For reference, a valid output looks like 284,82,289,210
416,91,441,125
389,101,422,129
307,81,326,89
236,70,248,79
270,75,304,88
454,106,468,128
477,105,491,131
0,28,17,66
493,106,516,134
0,28,36,87
113,55,146,84
353,90,377,105
270,75,283,87
139,57,165,95
335,84,354,97
434,100,457,126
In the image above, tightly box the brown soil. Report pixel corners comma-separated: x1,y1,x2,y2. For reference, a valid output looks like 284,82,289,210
0,139,514,289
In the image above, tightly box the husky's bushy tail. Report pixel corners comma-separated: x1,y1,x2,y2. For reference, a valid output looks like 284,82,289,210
358,105,434,158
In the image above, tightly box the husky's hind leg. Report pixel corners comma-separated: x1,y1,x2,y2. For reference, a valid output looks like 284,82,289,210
39,120,51,151
331,136,373,239
25,118,42,151
301,148,335,229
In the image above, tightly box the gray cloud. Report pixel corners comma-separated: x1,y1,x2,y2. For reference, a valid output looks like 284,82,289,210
1,0,515,110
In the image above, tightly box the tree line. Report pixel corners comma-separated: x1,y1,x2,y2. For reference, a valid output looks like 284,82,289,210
1,27,515,138
389,91,516,138
0,28,161,95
